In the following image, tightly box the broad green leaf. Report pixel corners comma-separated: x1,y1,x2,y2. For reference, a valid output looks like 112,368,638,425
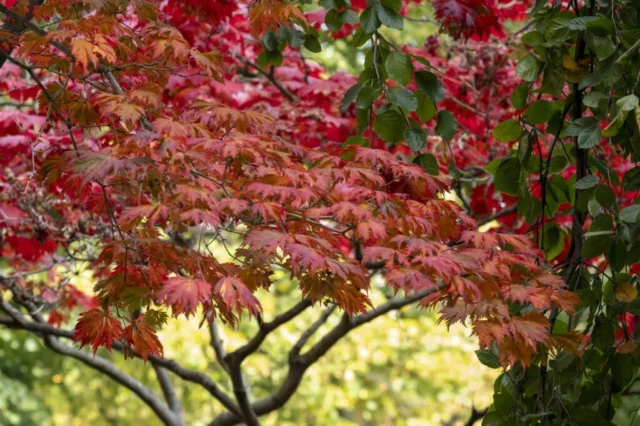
303,36,322,53
416,92,437,122
435,110,457,140
583,91,607,109
525,100,554,125
511,82,529,110
360,7,379,33
388,86,417,111
494,158,521,196
404,128,426,151
574,175,600,190
375,3,403,30
414,71,444,102
374,110,406,142
616,94,639,112
475,350,501,369
493,119,523,142
355,85,382,109
623,167,640,191
595,184,616,209
414,153,439,175
620,205,640,223
516,55,542,82
384,52,413,86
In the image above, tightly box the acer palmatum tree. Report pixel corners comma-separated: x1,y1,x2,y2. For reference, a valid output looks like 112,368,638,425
0,0,639,425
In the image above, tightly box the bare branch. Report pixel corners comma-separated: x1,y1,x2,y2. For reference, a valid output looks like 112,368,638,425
290,304,336,357
209,285,445,426
0,300,180,426
477,205,518,227
227,298,312,363
231,52,298,102
0,306,240,416
153,364,185,424
209,321,230,373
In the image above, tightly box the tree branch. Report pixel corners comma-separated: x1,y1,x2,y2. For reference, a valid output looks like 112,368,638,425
0,306,240,416
153,364,184,424
227,298,312,363
477,205,517,227
209,285,445,426
0,300,180,426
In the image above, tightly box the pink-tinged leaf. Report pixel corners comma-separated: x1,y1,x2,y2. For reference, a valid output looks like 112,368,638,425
215,277,261,318
158,276,212,317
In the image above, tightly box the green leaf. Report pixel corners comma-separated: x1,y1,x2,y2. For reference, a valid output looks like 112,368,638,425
574,175,600,190
623,167,640,192
388,86,417,111
620,205,640,223
583,91,607,109
565,117,601,148
414,153,439,175
435,110,457,140
578,125,602,149
475,350,501,369
482,412,507,426
374,3,403,30
359,6,379,34
522,31,544,46
611,354,635,389
303,36,322,53
583,234,612,258
404,128,426,151
590,35,616,60
325,9,343,32
542,222,565,260
340,10,359,24
592,317,615,352
384,52,413,86
525,100,554,125
355,85,382,109
342,135,370,149
493,119,523,142
516,55,542,82
585,17,616,37
511,82,529,110
595,184,616,209
617,94,639,112
373,110,406,143
261,31,278,51
415,92,436,122
414,71,444,102
494,158,521,196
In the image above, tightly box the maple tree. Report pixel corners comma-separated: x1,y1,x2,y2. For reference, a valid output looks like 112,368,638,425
0,0,639,425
